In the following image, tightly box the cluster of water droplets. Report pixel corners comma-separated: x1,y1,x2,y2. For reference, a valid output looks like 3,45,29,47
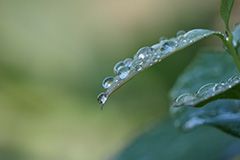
172,75,240,107
97,29,220,109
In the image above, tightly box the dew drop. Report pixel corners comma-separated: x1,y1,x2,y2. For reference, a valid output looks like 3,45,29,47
124,58,132,66
176,30,186,36
196,83,215,97
213,83,225,92
134,47,155,61
97,92,107,105
102,76,114,89
114,61,125,75
159,36,167,42
160,40,177,54
130,59,143,71
118,66,130,79
228,75,240,84
152,55,161,63
175,93,196,105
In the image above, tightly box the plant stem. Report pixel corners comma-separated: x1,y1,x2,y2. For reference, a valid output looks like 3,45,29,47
224,31,240,73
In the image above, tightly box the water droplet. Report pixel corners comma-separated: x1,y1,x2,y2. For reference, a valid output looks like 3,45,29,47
213,83,225,92
175,93,196,105
97,92,107,104
102,76,114,89
114,61,125,75
152,55,161,63
134,47,155,61
159,36,167,42
228,75,240,84
176,30,186,36
196,83,215,97
160,40,177,54
130,59,143,71
118,66,130,79
124,58,132,66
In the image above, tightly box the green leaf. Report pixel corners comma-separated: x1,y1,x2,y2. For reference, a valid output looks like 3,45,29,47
97,29,224,109
232,23,240,50
113,120,240,160
170,51,240,137
171,75,240,108
220,0,234,31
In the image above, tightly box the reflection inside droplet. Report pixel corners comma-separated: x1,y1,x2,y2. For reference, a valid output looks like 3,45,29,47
114,61,125,75
97,92,107,104
102,76,114,89
118,67,130,79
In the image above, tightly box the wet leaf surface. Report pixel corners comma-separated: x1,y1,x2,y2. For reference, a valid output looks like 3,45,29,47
170,52,240,137
98,30,224,109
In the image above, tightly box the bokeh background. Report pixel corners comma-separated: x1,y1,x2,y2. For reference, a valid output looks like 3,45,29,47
0,0,239,160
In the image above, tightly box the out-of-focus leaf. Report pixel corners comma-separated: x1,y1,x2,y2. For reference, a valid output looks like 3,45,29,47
170,52,240,137
220,0,234,30
232,23,240,50
112,120,240,160
97,29,224,109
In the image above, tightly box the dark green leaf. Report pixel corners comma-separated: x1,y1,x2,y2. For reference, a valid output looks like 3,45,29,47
220,0,234,30
98,29,224,109
170,51,240,137
112,120,240,160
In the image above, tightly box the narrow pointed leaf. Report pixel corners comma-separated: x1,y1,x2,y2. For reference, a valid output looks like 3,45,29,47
220,0,234,30
170,52,240,137
97,29,224,109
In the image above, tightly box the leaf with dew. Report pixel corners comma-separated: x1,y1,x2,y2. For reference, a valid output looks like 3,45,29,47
97,29,224,110
170,52,240,137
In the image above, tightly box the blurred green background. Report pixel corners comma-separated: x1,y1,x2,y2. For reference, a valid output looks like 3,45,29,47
0,0,239,160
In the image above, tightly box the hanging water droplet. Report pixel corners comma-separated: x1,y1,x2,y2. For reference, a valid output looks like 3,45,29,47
102,76,114,89
97,92,107,105
114,61,125,75
196,83,215,97
175,93,196,106
118,66,130,79
124,58,132,66
176,30,186,36
130,59,143,71
160,40,177,54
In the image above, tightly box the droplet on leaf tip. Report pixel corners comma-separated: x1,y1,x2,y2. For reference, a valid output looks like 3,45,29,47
97,92,107,105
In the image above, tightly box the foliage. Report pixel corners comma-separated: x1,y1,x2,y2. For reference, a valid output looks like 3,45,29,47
98,0,240,158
